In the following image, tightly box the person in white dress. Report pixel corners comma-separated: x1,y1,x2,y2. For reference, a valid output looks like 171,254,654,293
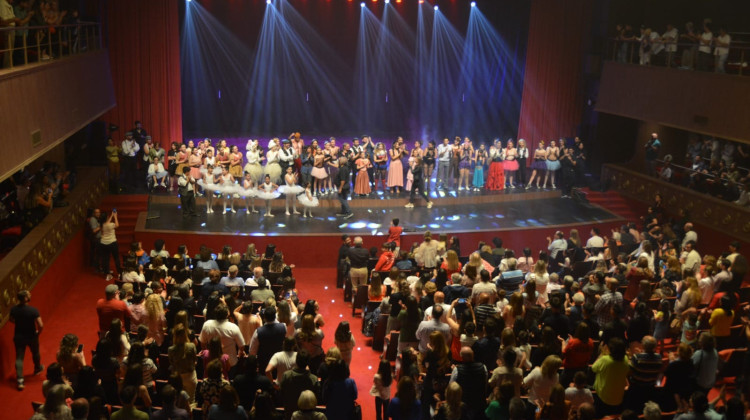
244,140,264,184
218,166,237,214
239,172,258,214
197,164,221,214
264,144,282,185
257,174,280,217
297,182,319,218
278,167,304,216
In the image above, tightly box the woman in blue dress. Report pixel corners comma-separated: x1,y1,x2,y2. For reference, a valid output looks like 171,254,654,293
472,144,486,191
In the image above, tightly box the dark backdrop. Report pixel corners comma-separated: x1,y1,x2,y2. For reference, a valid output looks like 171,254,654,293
179,0,530,139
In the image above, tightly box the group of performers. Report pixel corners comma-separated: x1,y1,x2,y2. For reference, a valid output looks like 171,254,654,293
160,134,586,217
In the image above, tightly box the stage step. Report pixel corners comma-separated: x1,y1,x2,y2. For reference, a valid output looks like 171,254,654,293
578,188,639,221
99,194,149,252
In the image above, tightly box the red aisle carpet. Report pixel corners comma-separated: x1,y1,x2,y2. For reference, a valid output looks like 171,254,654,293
0,265,383,420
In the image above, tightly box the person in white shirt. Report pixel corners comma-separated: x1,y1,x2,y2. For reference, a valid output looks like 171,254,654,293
547,231,567,260
714,26,731,73
0,0,18,68
681,241,701,275
697,23,713,71
437,138,453,189
245,267,271,288
265,337,297,384
147,157,168,189
177,166,197,217
585,227,604,249
121,132,140,190
682,223,697,248
199,304,246,367
662,24,679,66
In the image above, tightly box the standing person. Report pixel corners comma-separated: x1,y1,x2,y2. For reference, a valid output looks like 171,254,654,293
88,208,102,271
437,138,452,190
404,157,433,209
279,167,303,216
560,147,578,198
120,132,140,191
423,141,437,191
177,167,197,218
105,138,121,192
526,141,547,189
387,218,403,255
503,139,519,189
486,140,505,191
543,140,560,189
99,209,121,278
335,157,354,219
388,138,406,194
298,182,319,218
354,151,372,196
644,132,661,177
10,290,44,390
371,360,392,420
311,146,329,196
239,172,258,214
516,139,528,189
257,175,280,218
457,139,473,191
696,23,713,71
363,136,376,190
373,142,389,193
714,26,731,73
472,144,486,191
348,237,369,301
591,337,629,417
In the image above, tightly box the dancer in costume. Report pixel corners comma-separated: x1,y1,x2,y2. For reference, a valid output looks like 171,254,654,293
218,166,237,214
229,145,243,178
278,167,304,216
198,164,222,214
387,138,406,194
354,150,372,196
544,139,561,189
458,138,474,191
297,182,319,218
472,144,486,191
311,147,328,196
373,142,388,193
244,140,264,184
257,174,280,217
527,140,547,189
423,140,437,191
486,140,505,191
264,143,282,185
503,139,519,188
239,172,258,214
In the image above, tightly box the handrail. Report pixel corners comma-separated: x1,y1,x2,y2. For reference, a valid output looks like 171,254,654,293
0,22,101,70
606,38,749,75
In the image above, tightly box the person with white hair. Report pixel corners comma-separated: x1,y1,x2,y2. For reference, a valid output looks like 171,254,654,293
244,140,264,184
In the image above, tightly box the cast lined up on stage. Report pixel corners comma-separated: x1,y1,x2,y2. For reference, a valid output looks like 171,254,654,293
158,133,584,217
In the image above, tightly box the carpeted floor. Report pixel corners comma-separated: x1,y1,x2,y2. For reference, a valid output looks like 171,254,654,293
1,266,384,420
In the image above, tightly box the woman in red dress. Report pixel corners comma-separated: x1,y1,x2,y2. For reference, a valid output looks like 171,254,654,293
486,140,505,190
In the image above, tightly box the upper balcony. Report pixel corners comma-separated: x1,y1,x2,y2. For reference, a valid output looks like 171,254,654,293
595,39,750,143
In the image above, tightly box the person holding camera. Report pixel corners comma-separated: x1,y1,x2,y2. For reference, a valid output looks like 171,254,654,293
100,209,121,278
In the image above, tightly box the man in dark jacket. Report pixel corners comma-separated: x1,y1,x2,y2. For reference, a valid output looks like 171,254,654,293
450,347,488,420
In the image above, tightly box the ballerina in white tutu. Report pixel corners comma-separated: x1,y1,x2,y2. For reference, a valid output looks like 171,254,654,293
278,167,304,216
197,164,222,214
239,172,258,214
264,141,283,185
244,140,264,184
257,174,280,217
297,182,319,218
218,166,238,214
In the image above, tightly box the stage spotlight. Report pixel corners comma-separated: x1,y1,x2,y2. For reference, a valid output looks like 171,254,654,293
434,5,438,10
266,0,271,3
471,1,476,6
360,2,365,7
385,0,390,3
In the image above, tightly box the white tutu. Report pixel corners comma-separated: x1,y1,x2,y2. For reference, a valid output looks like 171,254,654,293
256,190,280,200
264,163,282,184
212,167,224,175
245,163,263,183
218,182,239,196
278,185,304,195
200,167,208,175
237,187,257,198
297,194,319,207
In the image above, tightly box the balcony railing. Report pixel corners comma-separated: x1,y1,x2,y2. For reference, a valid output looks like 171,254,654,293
0,22,101,70
607,38,749,76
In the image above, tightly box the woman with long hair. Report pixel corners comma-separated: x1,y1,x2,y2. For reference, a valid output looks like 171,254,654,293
523,355,562,405
502,292,525,329
354,150,373,196
560,322,593,387
56,333,86,384
369,272,386,301
472,143,487,191
423,140,437,191
486,140,505,191
208,385,246,420
144,293,166,346
371,359,393,420
441,250,462,279
538,384,570,420
527,140,547,189
91,338,121,404
457,139,474,190
676,276,703,315
710,295,735,350
168,323,197,403
625,255,654,301
334,321,356,366
543,139,560,189
386,376,420,420
295,314,326,372
373,142,389,192
434,381,466,420
396,296,422,352
503,139,519,188
200,336,230,379
105,318,130,361
420,330,453,417
388,138,406,194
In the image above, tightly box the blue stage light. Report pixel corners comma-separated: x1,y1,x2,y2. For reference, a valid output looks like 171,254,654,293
360,2,365,7
385,0,390,3
471,1,476,7
266,0,271,3
434,5,438,11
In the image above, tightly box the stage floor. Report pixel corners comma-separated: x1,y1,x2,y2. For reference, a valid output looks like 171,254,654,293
140,189,622,236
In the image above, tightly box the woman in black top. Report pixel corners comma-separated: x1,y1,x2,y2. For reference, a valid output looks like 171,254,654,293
405,157,433,209
423,141,437,191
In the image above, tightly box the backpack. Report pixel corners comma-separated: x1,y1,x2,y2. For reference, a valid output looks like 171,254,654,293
362,305,381,337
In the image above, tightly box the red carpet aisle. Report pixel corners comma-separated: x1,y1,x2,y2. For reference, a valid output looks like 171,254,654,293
0,266,384,420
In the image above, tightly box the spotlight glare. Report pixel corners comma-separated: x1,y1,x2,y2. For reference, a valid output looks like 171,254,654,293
471,1,476,6
360,1,365,6
266,0,270,3
434,5,438,10
385,0,390,3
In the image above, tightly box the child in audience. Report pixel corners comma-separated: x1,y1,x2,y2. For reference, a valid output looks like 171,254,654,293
565,371,594,411
653,299,672,354
681,312,700,348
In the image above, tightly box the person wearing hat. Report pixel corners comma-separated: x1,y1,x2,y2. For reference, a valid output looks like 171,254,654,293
279,139,295,175
120,131,140,190
96,284,132,333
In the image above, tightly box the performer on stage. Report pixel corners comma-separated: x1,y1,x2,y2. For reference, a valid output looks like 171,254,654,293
527,140,547,189
405,141,423,192
218,166,237,214
404,157,433,209
167,142,178,192
472,144,486,191
229,145,243,178
278,139,295,178
198,164,222,214
517,139,529,187
373,142,388,192
264,143,282,185
290,132,304,174
544,139,561,189
362,136,376,190
450,137,461,189
239,172,258,214
257,174,280,217
354,150,372,196
486,140,505,191
279,167,303,216
216,140,230,169
177,167,197,217
244,140,264,185
458,138,474,191
326,141,340,195
503,139,519,189
147,157,168,190
311,146,329,196
175,144,189,187
387,138,406,194
298,182,319,218
300,145,314,187
423,141,436,191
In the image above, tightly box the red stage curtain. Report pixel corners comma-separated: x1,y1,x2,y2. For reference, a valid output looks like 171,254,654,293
102,0,182,148
517,0,592,153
